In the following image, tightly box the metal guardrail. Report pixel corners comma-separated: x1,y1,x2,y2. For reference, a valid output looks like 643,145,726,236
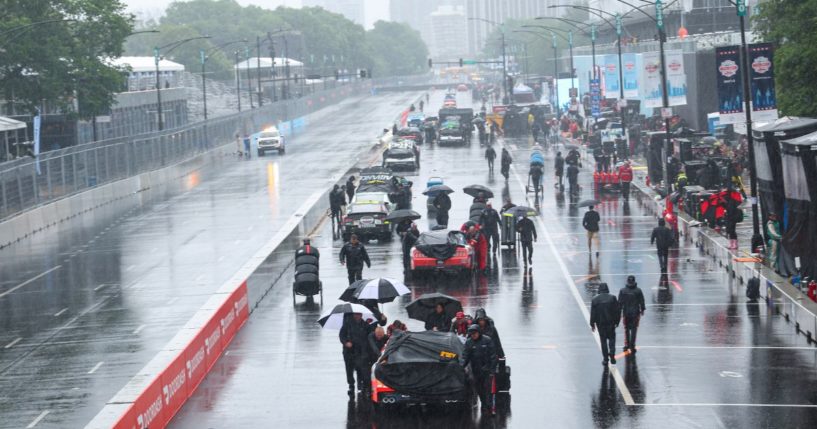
0,81,373,222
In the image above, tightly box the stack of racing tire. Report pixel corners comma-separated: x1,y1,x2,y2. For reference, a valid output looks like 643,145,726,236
293,243,322,303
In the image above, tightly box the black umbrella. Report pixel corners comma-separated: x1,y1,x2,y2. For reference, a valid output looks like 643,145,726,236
385,209,421,223
507,205,537,218
577,199,600,208
422,184,454,195
463,184,494,199
339,278,410,304
406,293,463,322
316,303,374,329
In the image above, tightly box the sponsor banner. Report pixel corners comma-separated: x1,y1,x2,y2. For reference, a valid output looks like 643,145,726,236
641,51,663,108
160,353,189,420
749,42,778,122
590,79,601,118
232,282,250,327
184,329,208,394
113,377,167,429
603,54,620,95
622,53,639,98
202,312,224,372
665,50,688,106
715,46,744,125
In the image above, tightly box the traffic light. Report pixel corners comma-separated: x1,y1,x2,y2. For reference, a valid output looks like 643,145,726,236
428,58,433,68
459,58,463,67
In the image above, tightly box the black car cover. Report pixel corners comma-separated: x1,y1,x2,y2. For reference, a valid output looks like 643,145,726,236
414,230,466,260
375,331,466,397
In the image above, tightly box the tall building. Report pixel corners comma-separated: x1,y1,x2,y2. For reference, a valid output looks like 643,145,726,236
390,0,461,57
303,0,365,26
429,5,468,59
464,0,563,55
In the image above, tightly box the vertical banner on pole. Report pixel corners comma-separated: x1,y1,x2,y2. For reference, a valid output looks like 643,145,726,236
748,42,778,122
641,51,662,108
590,79,601,118
622,53,639,98
715,45,744,125
665,50,688,106
603,54,620,95
33,109,41,175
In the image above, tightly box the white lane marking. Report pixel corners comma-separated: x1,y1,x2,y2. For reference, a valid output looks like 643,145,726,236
133,324,147,334
125,265,136,272
87,361,104,374
719,371,743,378
217,255,226,262
195,274,206,282
167,297,179,305
234,239,242,245
25,410,50,428
506,143,635,406
0,266,62,299
247,226,254,232
4,337,22,349
636,403,817,408
54,308,68,317
93,284,109,291
637,345,817,351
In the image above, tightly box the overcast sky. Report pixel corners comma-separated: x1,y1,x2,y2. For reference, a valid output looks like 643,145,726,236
124,0,389,29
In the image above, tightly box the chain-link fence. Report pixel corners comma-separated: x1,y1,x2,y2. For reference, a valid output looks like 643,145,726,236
0,80,375,222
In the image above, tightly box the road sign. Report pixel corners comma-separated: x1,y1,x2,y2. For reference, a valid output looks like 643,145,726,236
736,0,746,17
616,14,622,36
656,0,664,29
463,59,477,65
591,24,597,41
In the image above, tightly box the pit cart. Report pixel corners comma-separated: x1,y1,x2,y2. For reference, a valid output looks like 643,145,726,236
500,212,516,249
293,247,322,304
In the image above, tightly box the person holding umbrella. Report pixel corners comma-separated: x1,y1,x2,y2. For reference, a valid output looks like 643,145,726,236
339,312,375,395
485,145,497,174
433,191,452,227
339,234,371,285
516,212,537,266
582,205,601,258
554,151,565,189
480,203,502,255
567,163,580,196
425,303,452,331
462,324,498,415
407,292,463,330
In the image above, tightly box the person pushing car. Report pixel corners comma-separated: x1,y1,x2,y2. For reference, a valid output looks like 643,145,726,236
339,234,371,285
462,324,498,416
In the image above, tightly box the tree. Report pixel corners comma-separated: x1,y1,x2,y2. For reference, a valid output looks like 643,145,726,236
754,0,817,117
365,21,429,77
0,0,133,117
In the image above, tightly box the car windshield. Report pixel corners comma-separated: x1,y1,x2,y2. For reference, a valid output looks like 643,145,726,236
260,131,279,138
354,193,388,203
348,203,384,214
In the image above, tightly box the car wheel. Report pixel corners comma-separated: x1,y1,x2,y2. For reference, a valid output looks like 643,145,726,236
257,149,264,157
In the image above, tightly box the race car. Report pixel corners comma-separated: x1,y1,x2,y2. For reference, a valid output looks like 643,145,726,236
410,230,475,276
351,191,394,215
396,127,424,145
372,331,472,407
407,112,425,129
357,167,413,210
342,201,392,242
256,127,285,156
383,140,419,171
438,117,465,145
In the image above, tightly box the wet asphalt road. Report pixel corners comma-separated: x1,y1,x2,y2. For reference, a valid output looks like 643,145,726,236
171,91,817,429
0,91,420,429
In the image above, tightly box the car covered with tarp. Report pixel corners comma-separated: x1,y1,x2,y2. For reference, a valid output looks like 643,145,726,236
383,140,419,171
438,117,466,145
410,230,474,275
371,331,470,406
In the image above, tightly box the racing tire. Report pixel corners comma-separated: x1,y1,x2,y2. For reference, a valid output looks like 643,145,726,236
257,149,264,157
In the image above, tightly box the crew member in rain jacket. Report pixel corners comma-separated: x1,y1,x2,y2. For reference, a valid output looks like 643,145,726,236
516,212,537,266
433,191,452,227
339,312,375,395
424,303,452,331
501,148,513,180
475,308,504,358
462,324,498,414
618,275,646,354
590,282,620,365
339,234,371,285
401,223,420,272
480,203,502,255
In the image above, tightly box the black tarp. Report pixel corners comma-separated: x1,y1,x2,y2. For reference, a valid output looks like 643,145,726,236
374,331,466,397
358,166,399,194
753,117,817,275
384,141,416,160
779,131,817,279
414,230,466,260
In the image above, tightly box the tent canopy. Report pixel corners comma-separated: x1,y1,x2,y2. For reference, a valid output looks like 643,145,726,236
109,56,185,73
0,116,26,133
234,57,303,70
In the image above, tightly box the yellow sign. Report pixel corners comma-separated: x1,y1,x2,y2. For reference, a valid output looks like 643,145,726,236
440,351,458,359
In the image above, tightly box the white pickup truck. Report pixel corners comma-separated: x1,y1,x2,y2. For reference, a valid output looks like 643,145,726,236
257,127,285,156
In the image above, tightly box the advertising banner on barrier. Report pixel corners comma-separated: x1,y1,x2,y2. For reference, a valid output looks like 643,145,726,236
641,51,662,108
622,53,639,98
603,54,620,96
749,42,779,122
665,50,688,106
160,353,190,421
590,79,601,118
114,377,167,429
715,46,744,125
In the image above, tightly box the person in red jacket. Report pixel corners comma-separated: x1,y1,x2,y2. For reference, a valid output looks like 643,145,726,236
618,161,634,201
467,225,489,272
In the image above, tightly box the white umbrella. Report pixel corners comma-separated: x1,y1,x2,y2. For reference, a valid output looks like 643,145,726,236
351,277,410,302
317,303,374,329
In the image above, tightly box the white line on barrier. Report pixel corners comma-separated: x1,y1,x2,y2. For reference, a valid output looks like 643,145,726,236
133,325,147,335
0,266,62,299
25,410,49,428
87,361,104,374
4,337,22,349
636,345,817,351
636,402,817,408
505,140,636,406
54,308,68,317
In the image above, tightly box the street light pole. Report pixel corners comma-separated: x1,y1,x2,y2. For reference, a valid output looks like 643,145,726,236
235,50,242,112
200,38,248,121
257,36,263,107
470,18,510,102
154,35,211,131
245,45,254,109
552,33,560,119
656,1,672,196
736,1,763,250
